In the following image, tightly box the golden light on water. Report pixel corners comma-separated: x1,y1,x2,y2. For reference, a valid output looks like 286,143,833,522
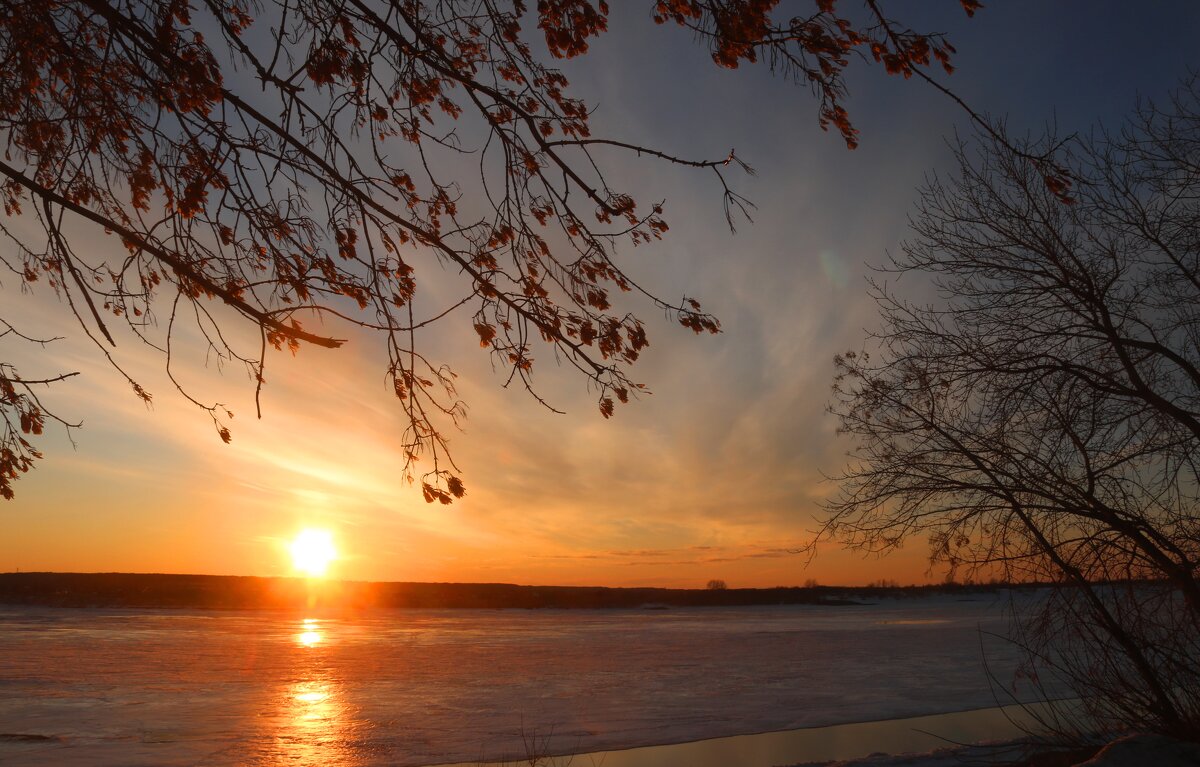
273,620,358,765
291,529,337,577
280,679,354,765
298,618,323,647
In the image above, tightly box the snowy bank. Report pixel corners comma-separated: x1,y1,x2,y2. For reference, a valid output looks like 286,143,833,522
790,733,1200,767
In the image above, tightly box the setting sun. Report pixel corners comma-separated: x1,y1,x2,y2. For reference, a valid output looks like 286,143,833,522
290,530,336,578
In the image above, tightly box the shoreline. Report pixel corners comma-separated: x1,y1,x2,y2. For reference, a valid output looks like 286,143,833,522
434,701,1086,767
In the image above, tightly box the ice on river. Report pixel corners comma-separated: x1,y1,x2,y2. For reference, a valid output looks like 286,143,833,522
0,592,1058,766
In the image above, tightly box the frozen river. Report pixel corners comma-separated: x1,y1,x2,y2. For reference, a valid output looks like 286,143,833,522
0,594,1053,766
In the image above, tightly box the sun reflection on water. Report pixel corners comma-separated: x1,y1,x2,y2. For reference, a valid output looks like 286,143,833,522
291,680,337,721
278,678,355,765
297,618,323,647
294,689,329,704
265,618,366,766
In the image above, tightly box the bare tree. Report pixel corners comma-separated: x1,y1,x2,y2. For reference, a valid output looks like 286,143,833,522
826,78,1200,739
0,0,974,501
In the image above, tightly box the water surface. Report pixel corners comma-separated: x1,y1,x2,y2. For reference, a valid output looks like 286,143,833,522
0,596,1048,766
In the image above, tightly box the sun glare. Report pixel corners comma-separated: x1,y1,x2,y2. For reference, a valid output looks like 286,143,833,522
290,529,336,577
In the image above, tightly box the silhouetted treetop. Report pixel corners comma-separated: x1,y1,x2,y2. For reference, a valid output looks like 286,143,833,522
0,0,976,501
826,77,1200,740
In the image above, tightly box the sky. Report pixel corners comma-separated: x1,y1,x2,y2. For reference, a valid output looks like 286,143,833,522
3,1,1199,588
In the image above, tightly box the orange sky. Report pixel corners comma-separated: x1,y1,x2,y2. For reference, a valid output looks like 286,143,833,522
4,3,1195,589
2,276,937,587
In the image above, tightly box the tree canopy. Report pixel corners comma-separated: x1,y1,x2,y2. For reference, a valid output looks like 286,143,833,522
826,79,1200,739
0,0,978,501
